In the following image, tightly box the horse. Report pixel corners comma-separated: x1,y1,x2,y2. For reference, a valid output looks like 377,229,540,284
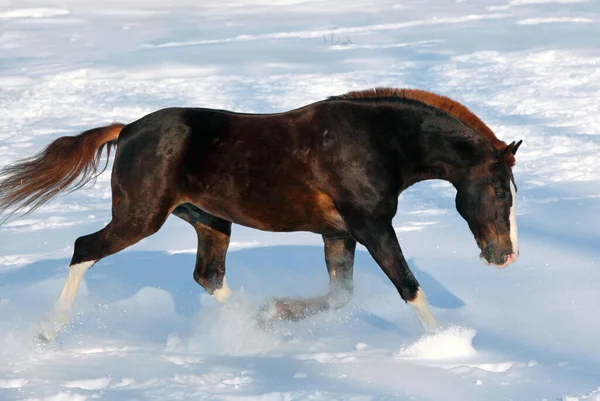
0,87,522,341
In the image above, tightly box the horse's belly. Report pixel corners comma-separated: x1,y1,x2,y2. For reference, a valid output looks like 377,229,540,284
190,190,347,234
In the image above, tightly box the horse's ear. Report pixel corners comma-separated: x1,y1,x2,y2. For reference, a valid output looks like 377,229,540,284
512,140,523,155
499,141,517,162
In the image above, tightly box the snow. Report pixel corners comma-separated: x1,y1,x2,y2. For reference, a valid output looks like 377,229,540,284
0,379,28,389
398,326,477,360
0,8,69,20
517,17,594,24
62,378,111,391
1,0,599,399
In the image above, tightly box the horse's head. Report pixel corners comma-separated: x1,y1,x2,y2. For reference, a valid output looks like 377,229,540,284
455,140,522,268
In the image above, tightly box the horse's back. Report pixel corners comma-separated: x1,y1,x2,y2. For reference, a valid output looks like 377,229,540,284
112,105,347,234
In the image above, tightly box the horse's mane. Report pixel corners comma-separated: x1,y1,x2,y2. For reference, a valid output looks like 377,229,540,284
329,88,514,166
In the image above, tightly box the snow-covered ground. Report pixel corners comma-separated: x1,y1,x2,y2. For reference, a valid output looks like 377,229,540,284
1,0,600,399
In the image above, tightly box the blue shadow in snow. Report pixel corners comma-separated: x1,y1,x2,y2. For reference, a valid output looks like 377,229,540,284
0,245,464,318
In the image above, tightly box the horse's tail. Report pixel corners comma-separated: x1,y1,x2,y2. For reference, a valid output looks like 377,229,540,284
0,123,125,221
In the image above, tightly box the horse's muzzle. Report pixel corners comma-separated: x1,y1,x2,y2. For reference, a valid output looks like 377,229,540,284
480,245,518,268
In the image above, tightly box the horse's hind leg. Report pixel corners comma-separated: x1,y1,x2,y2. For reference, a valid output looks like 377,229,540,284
323,235,356,309
37,186,176,341
172,203,232,302
263,235,356,322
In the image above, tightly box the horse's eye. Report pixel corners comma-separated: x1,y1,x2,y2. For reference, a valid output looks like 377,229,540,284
496,191,508,200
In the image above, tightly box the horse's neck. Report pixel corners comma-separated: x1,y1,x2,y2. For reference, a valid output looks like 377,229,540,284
399,127,487,189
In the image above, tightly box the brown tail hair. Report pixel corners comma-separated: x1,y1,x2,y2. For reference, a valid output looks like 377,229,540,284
0,123,125,221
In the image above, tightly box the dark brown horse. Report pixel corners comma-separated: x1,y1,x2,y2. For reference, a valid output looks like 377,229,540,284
0,88,522,341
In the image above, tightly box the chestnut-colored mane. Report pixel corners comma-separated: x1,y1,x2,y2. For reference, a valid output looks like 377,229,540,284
331,88,514,166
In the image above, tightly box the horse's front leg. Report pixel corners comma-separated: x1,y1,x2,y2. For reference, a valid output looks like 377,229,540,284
342,215,439,331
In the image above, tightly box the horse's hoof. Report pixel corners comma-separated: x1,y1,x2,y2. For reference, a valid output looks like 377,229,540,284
36,319,60,343
36,330,54,344
255,300,278,329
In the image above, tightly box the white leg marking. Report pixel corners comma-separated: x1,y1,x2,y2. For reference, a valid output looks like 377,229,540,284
213,276,232,303
57,261,94,305
408,288,439,331
509,180,519,257
37,260,95,340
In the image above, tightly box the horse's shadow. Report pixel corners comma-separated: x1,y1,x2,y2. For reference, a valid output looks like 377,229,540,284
0,246,464,334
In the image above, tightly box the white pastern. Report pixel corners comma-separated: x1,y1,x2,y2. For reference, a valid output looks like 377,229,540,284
213,276,232,303
409,288,439,331
509,180,519,257
38,260,95,341
58,261,95,302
